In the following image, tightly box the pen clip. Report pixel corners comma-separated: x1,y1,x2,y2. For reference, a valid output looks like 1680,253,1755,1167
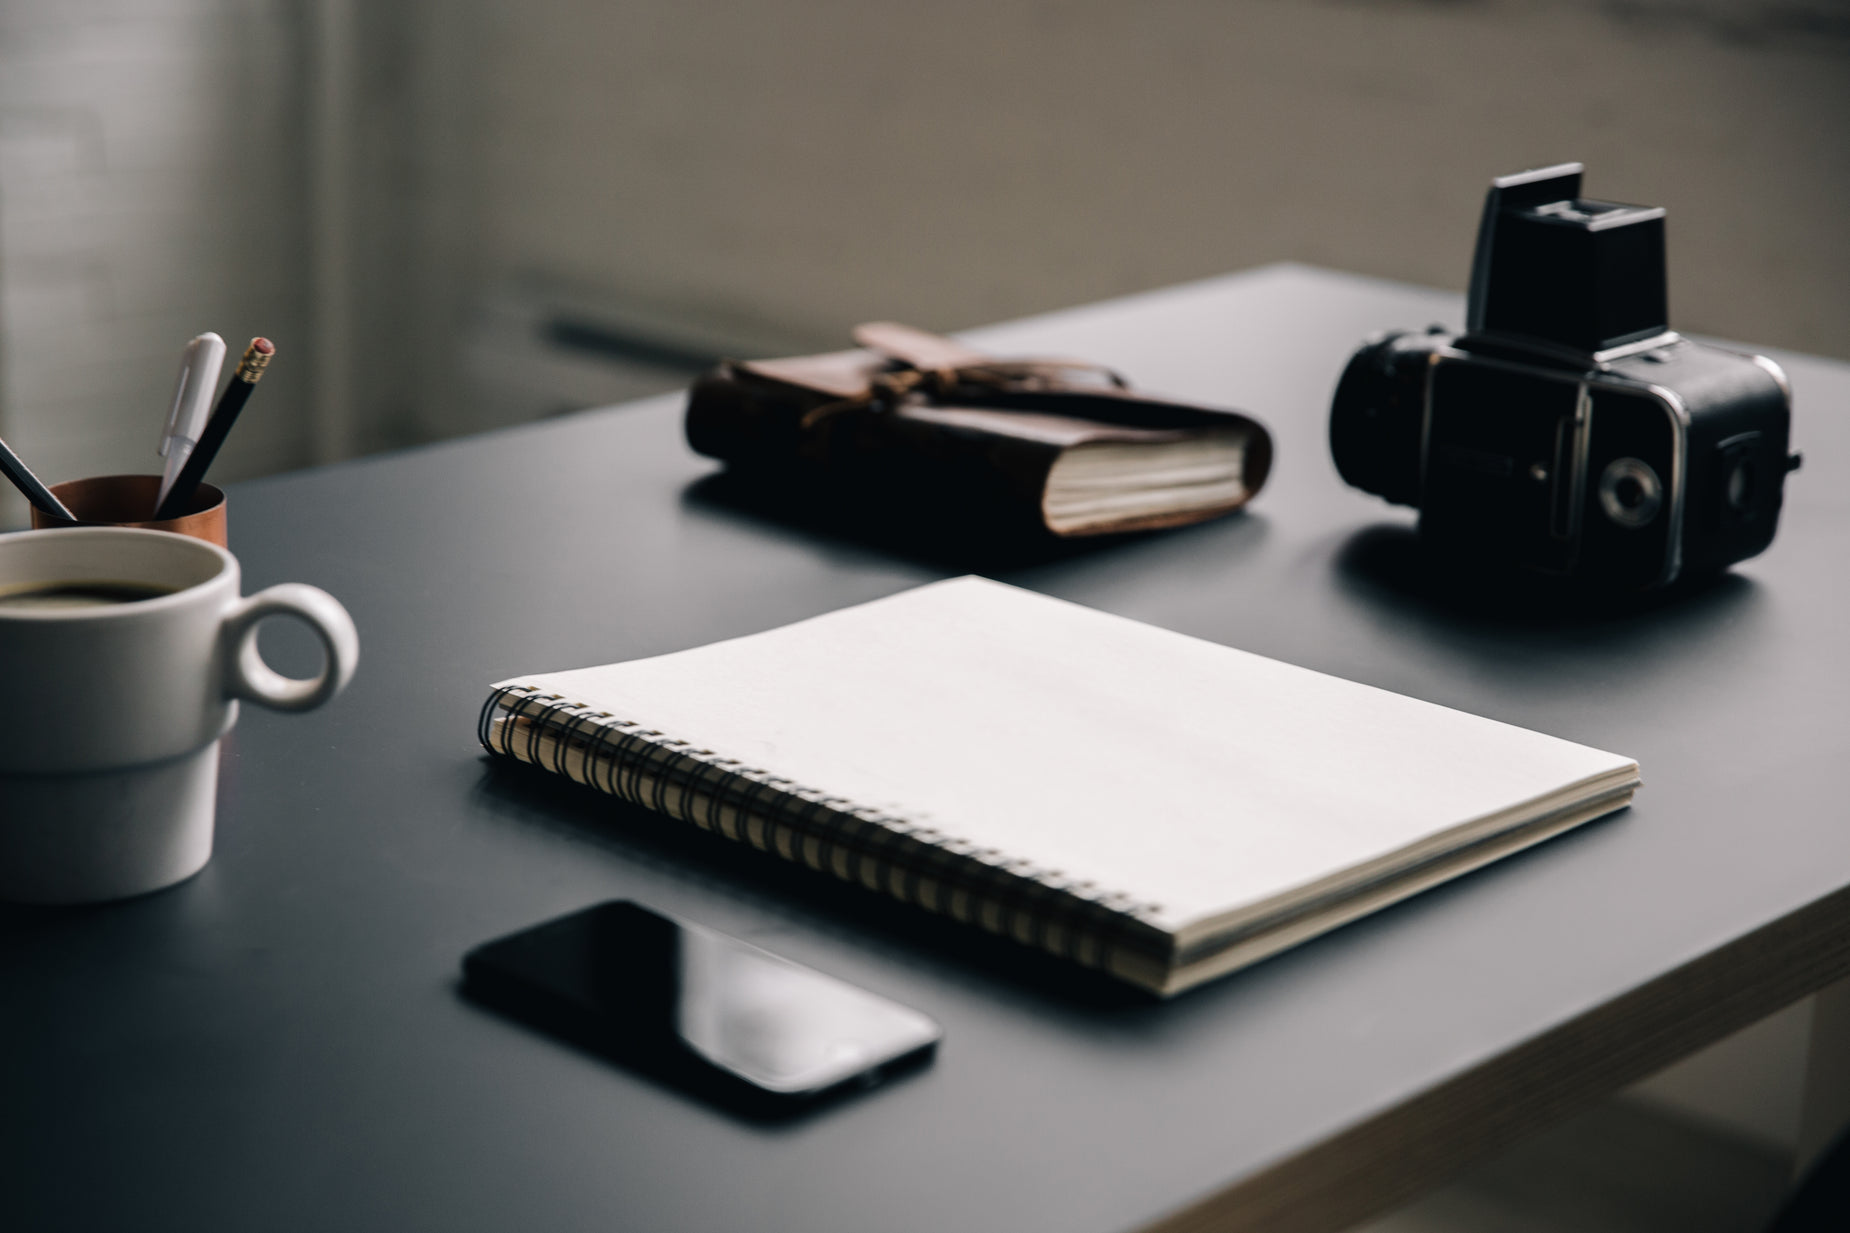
159,342,201,457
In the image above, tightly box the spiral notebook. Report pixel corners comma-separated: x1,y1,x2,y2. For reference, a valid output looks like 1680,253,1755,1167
479,577,1638,996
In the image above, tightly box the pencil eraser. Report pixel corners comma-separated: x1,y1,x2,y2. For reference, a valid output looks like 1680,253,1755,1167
252,337,275,355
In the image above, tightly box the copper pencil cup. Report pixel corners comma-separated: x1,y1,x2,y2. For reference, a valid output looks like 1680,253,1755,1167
30,475,228,548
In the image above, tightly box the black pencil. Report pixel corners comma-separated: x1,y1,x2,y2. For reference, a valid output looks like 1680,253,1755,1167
0,434,76,520
153,337,273,521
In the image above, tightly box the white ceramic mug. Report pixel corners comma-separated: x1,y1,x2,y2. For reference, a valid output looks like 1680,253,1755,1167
0,527,359,904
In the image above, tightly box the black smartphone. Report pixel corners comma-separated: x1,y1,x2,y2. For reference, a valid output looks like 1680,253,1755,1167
462,901,942,1116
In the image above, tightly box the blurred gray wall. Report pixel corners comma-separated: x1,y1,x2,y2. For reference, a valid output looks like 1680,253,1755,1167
4,0,1846,527
461,0,1850,361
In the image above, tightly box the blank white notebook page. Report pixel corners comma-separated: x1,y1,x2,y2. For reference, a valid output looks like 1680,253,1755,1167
507,577,1635,935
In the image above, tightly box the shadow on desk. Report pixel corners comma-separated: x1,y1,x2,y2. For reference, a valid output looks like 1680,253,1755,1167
1334,523,1760,634
681,467,1268,575
468,755,1158,1016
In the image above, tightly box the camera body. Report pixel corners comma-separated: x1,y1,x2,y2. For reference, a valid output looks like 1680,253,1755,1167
1331,164,1798,592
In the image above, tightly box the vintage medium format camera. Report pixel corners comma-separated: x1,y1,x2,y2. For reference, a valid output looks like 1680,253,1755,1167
1330,164,1800,591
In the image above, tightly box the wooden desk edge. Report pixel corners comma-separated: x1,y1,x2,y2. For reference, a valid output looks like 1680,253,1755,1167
1144,884,1850,1233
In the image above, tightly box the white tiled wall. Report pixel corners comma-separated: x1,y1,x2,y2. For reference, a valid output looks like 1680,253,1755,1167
0,1,311,527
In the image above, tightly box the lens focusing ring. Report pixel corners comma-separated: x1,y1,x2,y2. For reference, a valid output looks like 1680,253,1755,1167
1598,457,1663,528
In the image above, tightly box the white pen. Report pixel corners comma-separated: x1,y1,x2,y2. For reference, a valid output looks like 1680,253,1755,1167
155,332,227,516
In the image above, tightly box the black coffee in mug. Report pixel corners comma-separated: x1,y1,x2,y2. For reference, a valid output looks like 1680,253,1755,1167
0,581,179,611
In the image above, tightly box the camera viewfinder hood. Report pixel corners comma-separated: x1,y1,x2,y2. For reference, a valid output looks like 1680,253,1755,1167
1466,162,1669,355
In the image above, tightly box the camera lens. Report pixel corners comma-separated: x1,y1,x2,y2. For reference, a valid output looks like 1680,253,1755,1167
1329,331,1434,508
1598,457,1663,528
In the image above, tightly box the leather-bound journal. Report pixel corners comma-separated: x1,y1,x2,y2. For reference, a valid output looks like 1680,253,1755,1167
685,323,1273,538
480,578,1639,996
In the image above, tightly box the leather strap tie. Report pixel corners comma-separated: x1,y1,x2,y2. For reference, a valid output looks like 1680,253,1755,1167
797,357,1130,432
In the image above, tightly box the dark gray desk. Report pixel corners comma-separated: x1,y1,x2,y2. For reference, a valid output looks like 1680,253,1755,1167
6,266,1848,1233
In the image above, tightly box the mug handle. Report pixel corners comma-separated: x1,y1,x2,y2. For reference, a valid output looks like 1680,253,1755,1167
221,584,360,713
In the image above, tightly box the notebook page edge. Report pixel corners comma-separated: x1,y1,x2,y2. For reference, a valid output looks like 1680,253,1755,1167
1156,781,1639,997
1168,765,1640,953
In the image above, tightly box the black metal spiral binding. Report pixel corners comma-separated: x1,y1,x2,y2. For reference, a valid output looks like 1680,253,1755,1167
477,684,1168,975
